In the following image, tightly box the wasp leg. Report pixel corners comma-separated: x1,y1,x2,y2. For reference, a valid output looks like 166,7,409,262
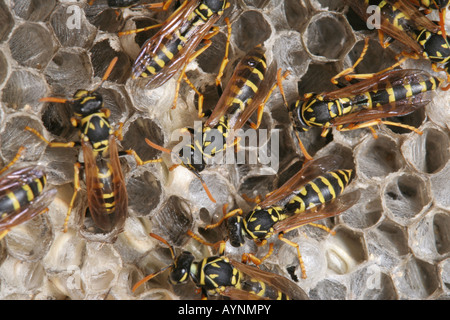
215,17,232,91
249,69,290,130
186,230,226,253
124,149,163,166
182,74,205,119
294,127,313,161
0,146,25,175
25,126,76,148
118,23,163,36
339,119,423,136
204,208,243,230
171,36,216,110
242,243,274,267
308,223,336,235
343,56,408,82
63,162,82,233
241,193,262,204
331,37,370,85
278,232,307,279
439,8,447,39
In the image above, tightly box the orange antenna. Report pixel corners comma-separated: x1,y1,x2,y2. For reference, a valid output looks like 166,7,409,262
132,233,176,293
39,97,69,103
92,56,118,92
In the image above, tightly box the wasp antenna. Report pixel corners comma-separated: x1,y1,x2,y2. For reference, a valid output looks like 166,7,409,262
149,233,176,259
132,264,172,293
192,169,216,203
39,97,69,104
92,56,119,93
145,138,173,154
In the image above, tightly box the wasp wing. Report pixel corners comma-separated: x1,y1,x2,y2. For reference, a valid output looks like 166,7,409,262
346,0,438,54
229,259,309,300
0,166,56,230
204,46,272,129
256,155,344,209
273,190,361,234
132,0,222,88
82,137,127,233
326,69,437,125
231,62,278,131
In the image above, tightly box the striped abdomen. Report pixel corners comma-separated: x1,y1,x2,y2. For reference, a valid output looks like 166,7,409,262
415,28,450,65
223,46,268,124
96,160,116,214
0,170,46,216
136,3,219,79
284,169,353,214
364,0,416,35
240,276,291,300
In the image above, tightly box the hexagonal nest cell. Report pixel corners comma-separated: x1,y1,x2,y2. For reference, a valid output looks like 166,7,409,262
0,0,449,301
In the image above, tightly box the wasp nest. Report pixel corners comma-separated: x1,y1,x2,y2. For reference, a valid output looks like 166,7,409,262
0,0,449,300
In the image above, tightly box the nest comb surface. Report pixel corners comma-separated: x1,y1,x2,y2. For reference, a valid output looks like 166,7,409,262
0,0,449,300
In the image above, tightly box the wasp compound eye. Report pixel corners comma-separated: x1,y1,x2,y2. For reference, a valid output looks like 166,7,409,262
227,215,246,247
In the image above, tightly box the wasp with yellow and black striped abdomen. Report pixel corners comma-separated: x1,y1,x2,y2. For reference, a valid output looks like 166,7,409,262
144,45,289,204
347,0,450,88
0,147,57,240
289,36,443,159
409,0,449,37
192,155,360,280
24,57,160,241
131,233,309,300
120,0,231,109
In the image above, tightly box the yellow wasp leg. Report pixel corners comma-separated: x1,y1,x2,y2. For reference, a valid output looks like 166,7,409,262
278,232,307,279
339,119,423,136
215,17,232,90
249,69,291,130
204,208,243,230
171,38,215,110
242,243,274,266
64,162,82,233
0,146,25,175
186,230,226,253
25,126,76,148
124,149,163,166
331,37,370,84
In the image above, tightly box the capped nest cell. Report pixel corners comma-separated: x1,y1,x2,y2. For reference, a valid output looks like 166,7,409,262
0,0,449,301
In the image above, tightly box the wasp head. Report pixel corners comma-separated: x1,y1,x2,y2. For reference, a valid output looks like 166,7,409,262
227,215,246,247
72,90,103,116
289,98,312,132
169,251,195,285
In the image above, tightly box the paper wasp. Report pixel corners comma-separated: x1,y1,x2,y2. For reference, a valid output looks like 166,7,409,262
192,155,360,279
347,0,450,87
120,0,230,109
132,233,309,300
289,36,443,159
0,147,56,240
145,45,289,203
410,0,449,38
25,57,160,241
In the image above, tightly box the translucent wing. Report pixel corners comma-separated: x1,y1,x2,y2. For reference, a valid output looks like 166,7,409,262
273,190,361,234
229,259,309,300
82,136,127,233
256,155,344,209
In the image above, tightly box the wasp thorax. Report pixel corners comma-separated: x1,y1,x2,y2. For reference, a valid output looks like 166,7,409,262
202,0,228,14
178,144,206,173
169,251,195,285
72,90,103,116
